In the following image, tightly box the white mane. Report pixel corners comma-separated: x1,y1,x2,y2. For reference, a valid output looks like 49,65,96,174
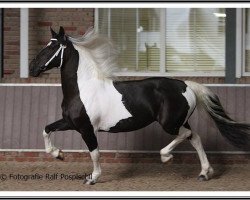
68,28,118,79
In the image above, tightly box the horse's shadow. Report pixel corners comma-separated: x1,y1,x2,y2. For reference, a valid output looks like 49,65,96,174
97,162,145,184
118,163,145,179
212,165,228,179
98,152,242,184
112,154,231,182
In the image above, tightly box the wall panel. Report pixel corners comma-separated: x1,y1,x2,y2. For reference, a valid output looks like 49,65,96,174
0,85,249,152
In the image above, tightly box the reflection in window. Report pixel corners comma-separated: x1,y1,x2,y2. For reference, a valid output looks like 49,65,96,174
166,8,225,72
98,8,225,73
245,9,250,72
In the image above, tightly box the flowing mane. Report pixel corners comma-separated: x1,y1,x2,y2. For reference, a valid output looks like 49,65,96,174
68,28,119,79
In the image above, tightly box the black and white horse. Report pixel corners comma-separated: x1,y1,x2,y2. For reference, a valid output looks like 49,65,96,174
30,27,249,185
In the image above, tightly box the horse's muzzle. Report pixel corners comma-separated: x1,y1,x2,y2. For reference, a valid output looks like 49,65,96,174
29,59,41,77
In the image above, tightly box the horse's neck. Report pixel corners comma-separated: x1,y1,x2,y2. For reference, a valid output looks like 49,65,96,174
60,46,80,100
60,44,112,101
74,44,112,87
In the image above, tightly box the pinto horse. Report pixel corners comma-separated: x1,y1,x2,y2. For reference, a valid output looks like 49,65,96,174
30,27,249,185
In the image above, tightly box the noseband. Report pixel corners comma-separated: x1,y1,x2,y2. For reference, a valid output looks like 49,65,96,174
44,38,67,69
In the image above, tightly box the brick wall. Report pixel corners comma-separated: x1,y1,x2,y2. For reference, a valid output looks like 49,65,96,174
2,8,94,82
3,9,20,79
0,151,249,164
29,8,94,81
2,8,250,84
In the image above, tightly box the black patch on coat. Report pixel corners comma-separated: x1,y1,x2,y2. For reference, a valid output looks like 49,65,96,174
109,77,190,135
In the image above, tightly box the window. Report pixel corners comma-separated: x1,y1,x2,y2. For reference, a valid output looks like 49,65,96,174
166,8,225,72
245,8,250,74
98,8,226,76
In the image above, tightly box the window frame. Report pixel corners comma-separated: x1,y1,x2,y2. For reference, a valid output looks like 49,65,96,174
20,8,29,78
95,8,226,77
242,8,250,77
236,8,243,78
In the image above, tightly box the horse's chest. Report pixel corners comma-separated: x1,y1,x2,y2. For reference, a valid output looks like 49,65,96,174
77,80,132,131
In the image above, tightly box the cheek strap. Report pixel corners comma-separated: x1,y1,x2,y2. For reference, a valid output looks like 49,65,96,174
44,38,67,69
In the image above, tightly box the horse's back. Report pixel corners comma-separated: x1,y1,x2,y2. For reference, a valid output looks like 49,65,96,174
114,77,187,92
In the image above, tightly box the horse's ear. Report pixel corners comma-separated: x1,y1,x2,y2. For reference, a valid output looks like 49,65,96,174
50,27,57,38
59,26,65,36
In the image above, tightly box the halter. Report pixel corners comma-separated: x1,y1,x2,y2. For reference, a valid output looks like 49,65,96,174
44,38,67,69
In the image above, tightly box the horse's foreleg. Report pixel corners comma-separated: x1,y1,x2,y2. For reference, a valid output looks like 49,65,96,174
80,130,101,185
160,126,191,163
88,148,101,185
43,118,71,160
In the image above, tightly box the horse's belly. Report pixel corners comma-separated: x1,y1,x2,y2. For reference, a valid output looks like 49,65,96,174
107,116,154,133
96,102,132,131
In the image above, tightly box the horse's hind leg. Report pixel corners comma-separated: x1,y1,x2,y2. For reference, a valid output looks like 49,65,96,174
160,126,191,163
43,118,72,160
189,131,214,181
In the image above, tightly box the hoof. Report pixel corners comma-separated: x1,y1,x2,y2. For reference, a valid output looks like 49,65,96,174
161,154,173,163
56,150,64,161
83,178,96,185
197,175,208,181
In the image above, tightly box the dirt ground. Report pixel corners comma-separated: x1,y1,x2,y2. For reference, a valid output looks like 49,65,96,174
0,161,249,191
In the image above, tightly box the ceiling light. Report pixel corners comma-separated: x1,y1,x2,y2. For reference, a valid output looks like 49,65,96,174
213,13,226,18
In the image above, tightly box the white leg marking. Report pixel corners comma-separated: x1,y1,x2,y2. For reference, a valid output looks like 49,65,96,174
42,130,60,158
189,132,214,180
160,127,191,163
85,148,101,185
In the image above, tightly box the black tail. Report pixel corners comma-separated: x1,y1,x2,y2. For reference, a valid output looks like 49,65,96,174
185,81,250,148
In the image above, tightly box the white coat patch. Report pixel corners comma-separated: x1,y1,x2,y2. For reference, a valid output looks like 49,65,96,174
182,87,196,124
74,44,132,132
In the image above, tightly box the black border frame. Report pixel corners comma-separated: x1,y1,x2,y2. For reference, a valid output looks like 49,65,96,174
0,8,3,79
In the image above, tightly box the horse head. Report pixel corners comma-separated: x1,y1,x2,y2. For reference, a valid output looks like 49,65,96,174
29,26,69,77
